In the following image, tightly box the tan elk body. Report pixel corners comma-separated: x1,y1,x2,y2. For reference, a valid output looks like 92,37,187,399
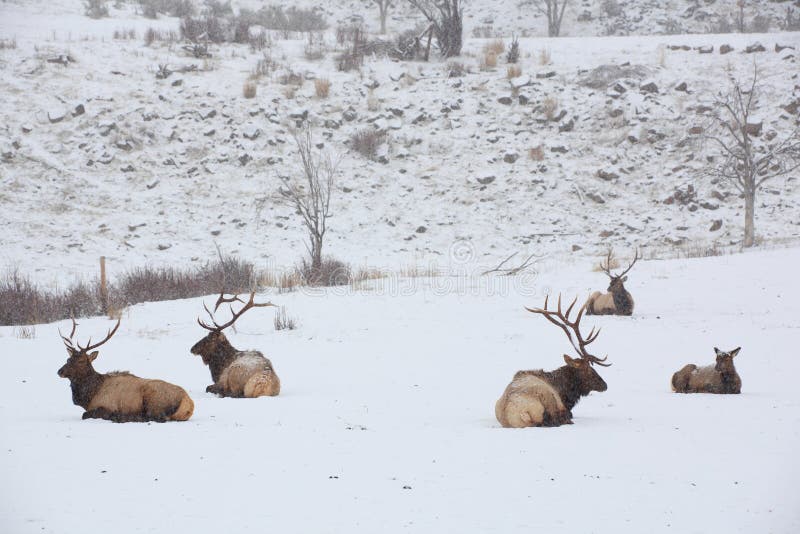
672,347,742,394
191,292,280,398
496,296,611,428
586,249,640,316
58,319,194,422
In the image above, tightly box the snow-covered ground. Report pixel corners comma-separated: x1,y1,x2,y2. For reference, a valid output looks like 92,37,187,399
0,1,798,285
1,247,799,533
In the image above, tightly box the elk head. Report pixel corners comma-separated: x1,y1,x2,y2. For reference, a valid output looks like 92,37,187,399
191,291,276,361
58,318,120,379
526,295,611,395
599,248,640,292
714,346,741,373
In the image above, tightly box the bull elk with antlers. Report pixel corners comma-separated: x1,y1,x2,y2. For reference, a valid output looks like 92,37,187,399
672,347,742,394
191,291,281,398
585,249,640,316
58,319,194,422
495,295,611,428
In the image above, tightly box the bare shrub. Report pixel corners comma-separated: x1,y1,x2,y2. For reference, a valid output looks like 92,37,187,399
304,35,326,61
337,28,365,72
601,0,622,18
0,269,101,326
506,35,520,63
15,325,36,339
507,65,522,78
84,0,109,19
252,53,276,78
350,128,387,160
407,0,464,58
249,30,270,52
243,80,257,98
144,28,178,45
336,23,364,45
782,7,800,31
278,70,303,86
298,257,351,287
113,28,137,40
273,306,298,331
0,38,17,50
315,78,331,98
749,14,771,33
204,0,233,17
447,60,467,77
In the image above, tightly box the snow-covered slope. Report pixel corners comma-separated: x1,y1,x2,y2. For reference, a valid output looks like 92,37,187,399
2,1,798,284
1,246,799,533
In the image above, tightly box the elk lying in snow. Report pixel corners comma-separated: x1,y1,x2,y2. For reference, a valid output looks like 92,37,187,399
496,295,611,428
58,319,194,422
191,291,281,398
672,347,742,394
585,249,640,316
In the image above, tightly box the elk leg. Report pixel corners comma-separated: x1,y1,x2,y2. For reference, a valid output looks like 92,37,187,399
82,407,113,420
206,383,223,395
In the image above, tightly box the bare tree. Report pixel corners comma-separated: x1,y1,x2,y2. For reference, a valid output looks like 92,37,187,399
407,0,463,58
277,128,339,273
532,0,569,37
373,0,393,34
702,66,800,247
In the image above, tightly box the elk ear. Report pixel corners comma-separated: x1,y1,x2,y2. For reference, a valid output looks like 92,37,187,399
729,347,741,357
88,351,99,362
714,347,723,356
621,276,628,282
563,354,581,368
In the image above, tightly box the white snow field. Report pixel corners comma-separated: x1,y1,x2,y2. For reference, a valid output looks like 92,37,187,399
1,247,799,533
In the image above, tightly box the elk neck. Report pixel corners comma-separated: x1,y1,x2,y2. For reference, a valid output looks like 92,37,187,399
611,286,633,315
204,337,240,383
537,366,585,411
67,366,106,409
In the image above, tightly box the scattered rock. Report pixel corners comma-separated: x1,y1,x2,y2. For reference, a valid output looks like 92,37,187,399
120,164,134,172
498,95,513,105
675,82,688,92
700,201,719,211
536,71,556,79
744,121,762,136
664,184,696,205
47,109,66,123
342,107,357,121
720,44,734,55
242,126,261,140
518,94,530,105
238,153,252,166
72,104,85,117
776,43,795,53
510,75,532,89
710,220,722,232
503,151,519,164
745,43,765,53
199,109,216,120
689,126,704,135
597,169,619,181
572,244,582,252
415,225,427,234
697,45,713,54
586,192,605,204
157,244,171,251
477,175,495,185
558,118,574,133
640,81,659,94
550,145,568,154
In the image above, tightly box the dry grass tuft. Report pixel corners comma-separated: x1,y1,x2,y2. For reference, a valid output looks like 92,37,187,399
528,145,545,161
507,65,522,79
315,78,331,98
483,39,505,56
274,306,298,331
243,80,257,98
538,48,551,65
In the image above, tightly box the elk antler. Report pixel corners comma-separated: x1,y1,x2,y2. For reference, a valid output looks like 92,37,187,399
617,248,641,278
525,294,610,367
599,249,615,279
198,291,276,332
60,318,121,354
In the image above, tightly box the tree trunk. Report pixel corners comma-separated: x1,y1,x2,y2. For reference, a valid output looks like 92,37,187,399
311,238,323,270
379,9,387,34
743,189,755,247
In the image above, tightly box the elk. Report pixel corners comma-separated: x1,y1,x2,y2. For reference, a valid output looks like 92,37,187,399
57,319,194,422
495,295,611,428
191,291,281,398
585,249,640,316
671,347,742,394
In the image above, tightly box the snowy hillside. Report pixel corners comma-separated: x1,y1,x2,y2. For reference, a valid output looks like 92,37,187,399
0,1,798,285
1,246,799,533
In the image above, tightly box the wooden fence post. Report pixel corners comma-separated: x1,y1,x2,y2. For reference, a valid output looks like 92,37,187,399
100,256,108,314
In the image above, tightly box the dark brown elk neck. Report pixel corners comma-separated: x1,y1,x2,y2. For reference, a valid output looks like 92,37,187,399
535,366,584,411
719,367,740,391
611,286,633,315
67,367,106,409
204,340,240,382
